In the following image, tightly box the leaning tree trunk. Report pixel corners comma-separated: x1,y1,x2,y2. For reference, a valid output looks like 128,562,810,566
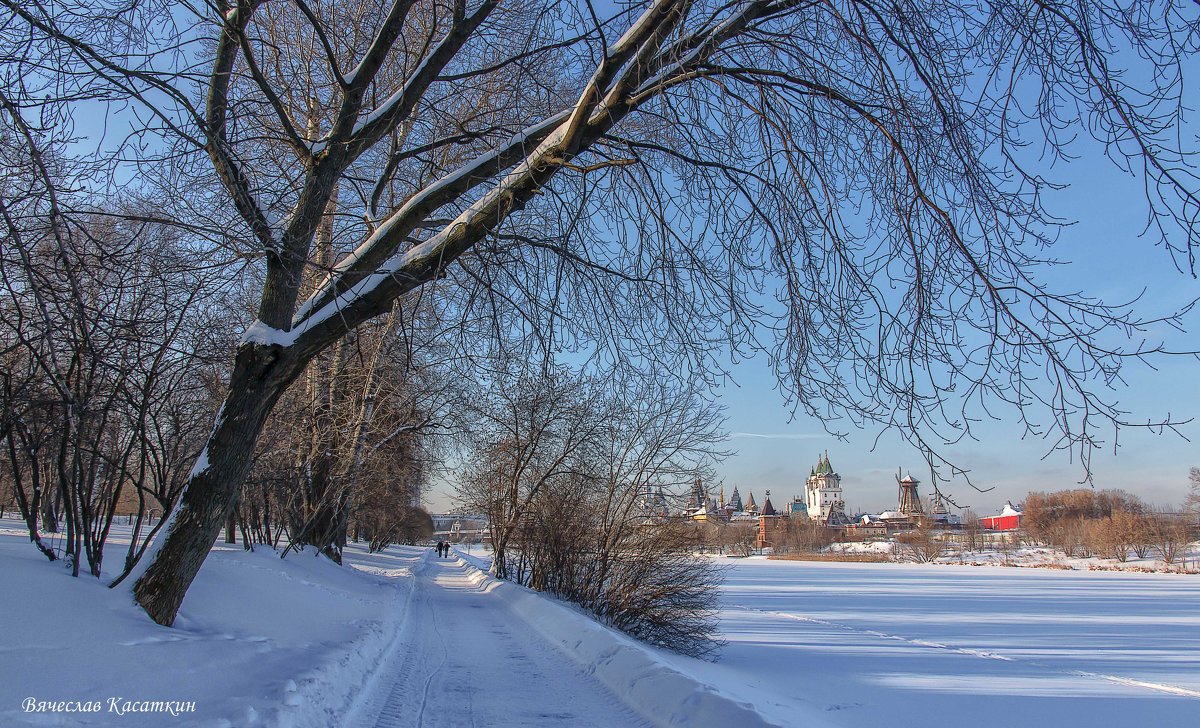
133,342,301,626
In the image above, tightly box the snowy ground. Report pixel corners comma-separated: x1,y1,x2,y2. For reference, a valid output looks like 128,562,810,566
3,518,1198,727
830,538,1200,573
674,557,1200,728
0,518,423,727
345,556,654,728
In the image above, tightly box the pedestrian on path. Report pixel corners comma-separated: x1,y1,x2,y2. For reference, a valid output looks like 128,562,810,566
435,540,444,558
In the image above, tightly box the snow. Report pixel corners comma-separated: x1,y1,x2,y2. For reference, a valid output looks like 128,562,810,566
292,109,571,328
669,557,1200,727
3,519,1198,727
0,519,421,727
188,446,210,478
241,319,297,347
999,501,1022,517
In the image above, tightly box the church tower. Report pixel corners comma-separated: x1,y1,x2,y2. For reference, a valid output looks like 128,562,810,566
728,485,744,512
805,451,845,523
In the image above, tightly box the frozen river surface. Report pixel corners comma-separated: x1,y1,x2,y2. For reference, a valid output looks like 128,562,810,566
663,558,1200,727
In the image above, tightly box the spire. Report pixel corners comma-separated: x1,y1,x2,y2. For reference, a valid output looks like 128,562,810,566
719,485,726,508
730,486,743,512
762,490,776,516
746,490,758,513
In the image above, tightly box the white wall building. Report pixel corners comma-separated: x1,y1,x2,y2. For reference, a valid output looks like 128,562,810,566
805,452,845,523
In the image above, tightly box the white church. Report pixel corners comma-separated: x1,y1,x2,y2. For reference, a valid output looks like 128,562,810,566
805,452,848,524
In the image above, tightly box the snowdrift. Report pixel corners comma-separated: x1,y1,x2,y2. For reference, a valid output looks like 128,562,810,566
0,519,424,728
449,553,784,728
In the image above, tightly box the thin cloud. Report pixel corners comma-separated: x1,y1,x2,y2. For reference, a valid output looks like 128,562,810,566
728,432,827,440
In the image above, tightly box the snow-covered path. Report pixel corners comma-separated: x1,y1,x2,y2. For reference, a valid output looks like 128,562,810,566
349,556,654,728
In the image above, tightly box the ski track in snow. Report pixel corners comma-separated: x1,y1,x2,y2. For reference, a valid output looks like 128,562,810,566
735,604,1200,700
351,557,654,728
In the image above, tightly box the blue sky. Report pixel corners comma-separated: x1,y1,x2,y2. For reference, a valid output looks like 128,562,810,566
421,116,1200,516
57,0,1188,518
708,142,1199,516
428,165,1199,517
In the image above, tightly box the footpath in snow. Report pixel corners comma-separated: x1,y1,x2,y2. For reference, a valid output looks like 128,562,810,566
345,552,776,728
0,520,768,728
4,516,1198,728
348,555,652,728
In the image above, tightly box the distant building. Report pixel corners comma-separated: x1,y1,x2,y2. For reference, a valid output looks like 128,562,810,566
430,513,488,542
726,486,744,513
784,496,808,519
639,485,670,520
928,490,961,527
896,472,923,516
756,492,785,550
685,478,720,522
805,452,847,524
981,502,1022,531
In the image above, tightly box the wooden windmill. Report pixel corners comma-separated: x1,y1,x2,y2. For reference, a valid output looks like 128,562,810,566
896,469,923,516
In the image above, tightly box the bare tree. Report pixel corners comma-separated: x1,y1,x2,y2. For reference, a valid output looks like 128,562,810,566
1,196,220,578
1022,489,1148,559
457,364,606,580
775,517,835,555
460,366,726,656
4,0,1197,625
1146,509,1189,566
895,520,947,563
724,523,758,557
1186,468,1200,524
961,509,983,553
994,531,1017,566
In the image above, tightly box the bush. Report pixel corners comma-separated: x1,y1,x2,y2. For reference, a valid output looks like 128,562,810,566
722,523,758,557
1146,511,1189,565
895,521,947,563
1023,489,1146,557
595,525,726,659
773,518,835,554
499,479,725,659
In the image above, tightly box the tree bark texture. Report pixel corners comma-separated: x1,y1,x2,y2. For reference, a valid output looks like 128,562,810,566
133,342,301,626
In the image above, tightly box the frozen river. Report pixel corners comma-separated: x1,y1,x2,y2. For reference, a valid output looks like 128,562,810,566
659,558,1200,727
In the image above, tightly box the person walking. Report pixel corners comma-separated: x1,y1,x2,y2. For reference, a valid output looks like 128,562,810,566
435,540,444,558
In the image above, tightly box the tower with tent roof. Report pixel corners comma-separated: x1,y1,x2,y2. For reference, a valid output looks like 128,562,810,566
727,485,744,512
805,451,846,523
756,490,785,550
